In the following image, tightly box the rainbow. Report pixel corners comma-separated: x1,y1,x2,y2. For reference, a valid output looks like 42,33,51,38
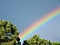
19,8,60,42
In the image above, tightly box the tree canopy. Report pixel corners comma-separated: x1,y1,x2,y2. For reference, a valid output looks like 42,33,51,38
23,34,60,45
0,20,20,45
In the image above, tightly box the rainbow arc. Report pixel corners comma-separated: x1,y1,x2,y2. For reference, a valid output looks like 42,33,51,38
19,8,60,42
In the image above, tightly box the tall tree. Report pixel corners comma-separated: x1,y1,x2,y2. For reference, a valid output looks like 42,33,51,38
0,20,20,45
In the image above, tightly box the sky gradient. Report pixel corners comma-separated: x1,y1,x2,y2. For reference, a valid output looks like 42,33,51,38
0,0,60,42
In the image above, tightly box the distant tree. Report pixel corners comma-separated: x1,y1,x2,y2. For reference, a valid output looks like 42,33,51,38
26,34,60,45
26,34,41,45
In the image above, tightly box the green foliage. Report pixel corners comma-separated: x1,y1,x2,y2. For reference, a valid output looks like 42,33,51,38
26,34,60,45
0,20,19,45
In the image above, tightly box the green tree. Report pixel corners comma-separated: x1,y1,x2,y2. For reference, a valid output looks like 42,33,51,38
0,20,20,45
25,34,60,45
26,34,41,45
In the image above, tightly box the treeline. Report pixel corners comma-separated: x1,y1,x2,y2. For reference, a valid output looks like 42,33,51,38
23,34,60,45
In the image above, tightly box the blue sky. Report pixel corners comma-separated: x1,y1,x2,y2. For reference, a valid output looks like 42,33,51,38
0,0,60,42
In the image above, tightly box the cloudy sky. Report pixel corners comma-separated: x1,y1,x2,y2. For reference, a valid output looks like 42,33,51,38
0,0,60,42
